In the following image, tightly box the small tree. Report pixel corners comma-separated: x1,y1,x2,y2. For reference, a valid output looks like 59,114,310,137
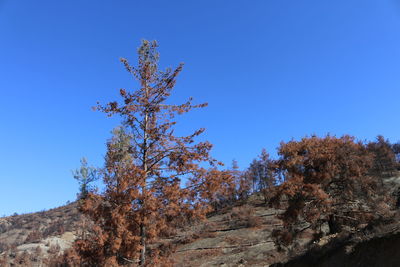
270,135,394,247
392,142,400,163
367,135,397,177
228,160,249,202
72,157,98,199
74,40,233,266
246,149,277,203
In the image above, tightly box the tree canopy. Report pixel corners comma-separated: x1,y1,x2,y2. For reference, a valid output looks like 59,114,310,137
270,135,395,247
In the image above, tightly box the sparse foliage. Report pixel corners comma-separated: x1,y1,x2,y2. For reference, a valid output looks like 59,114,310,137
74,40,233,266
25,230,42,243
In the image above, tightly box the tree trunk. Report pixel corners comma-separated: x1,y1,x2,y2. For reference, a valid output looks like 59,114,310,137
140,87,149,266
328,214,340,234
140,223,146,266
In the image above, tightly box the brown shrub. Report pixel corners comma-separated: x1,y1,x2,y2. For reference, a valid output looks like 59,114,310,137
33,245,43,261
25,230,43,243
45,247,81,267
229,205,263,228
0,242,9,253
224,235,243,245
159,227,177,238
43,220,65,238
247,215,263,228
186,248,222,262
14,251,33,266
48,243,61,255
0,251,9,266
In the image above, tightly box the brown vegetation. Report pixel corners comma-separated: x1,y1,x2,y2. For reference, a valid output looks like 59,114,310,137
72,40,235,266
270,135,396,248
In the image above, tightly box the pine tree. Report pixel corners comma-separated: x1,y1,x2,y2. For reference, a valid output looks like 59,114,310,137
246,149,276,202
74,40,232,266
72,157,98,199
230,160,249,201
367,135,398,177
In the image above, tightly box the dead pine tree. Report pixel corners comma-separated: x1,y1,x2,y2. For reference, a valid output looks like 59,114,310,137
74,40,232,266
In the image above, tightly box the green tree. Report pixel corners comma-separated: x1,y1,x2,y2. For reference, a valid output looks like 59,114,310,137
72,157,98,199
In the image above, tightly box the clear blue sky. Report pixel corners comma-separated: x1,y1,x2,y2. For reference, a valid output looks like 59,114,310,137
1,0,400,216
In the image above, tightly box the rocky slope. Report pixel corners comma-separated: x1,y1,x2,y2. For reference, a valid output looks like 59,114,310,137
0,203,82,265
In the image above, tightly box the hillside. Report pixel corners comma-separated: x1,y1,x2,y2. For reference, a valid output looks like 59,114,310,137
0,195,309,266
0,203,82,265
1,175,400,266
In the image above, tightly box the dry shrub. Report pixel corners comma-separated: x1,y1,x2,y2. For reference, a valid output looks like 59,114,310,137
223,213,232,221
45,247,81,267
271,229,293,251
186,248,222,261
199,231,217,238
176,235,194,245
147,251,174,267
193,221,218,239
0,242,9,253
158,242,175,256
176,228,217,248
200,221,218,231
43,220,65,238
0,252,9,266
13,251,33,266
230,205,263,228
224,235,243,245
231,205,254,220
176,232,200,245
48,243,61,255
247,215,263,228
231,246,246,253
25,230,43,243
33,245,43,261
159,227,177,238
